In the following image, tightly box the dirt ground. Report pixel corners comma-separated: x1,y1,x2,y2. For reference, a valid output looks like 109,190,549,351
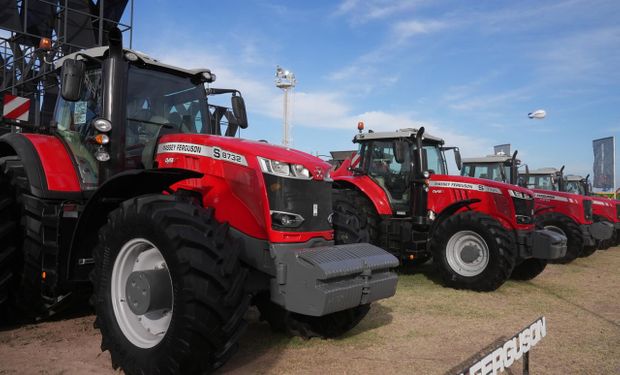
1,246,619,375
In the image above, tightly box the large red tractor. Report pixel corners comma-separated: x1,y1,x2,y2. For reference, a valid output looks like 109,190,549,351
331,127,567,291
461,153,614,260
0,30,399,373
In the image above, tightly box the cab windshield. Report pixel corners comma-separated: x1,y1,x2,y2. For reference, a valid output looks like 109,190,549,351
125,66,209,169
361,140,445,205
461,162,509,182
528,175,558,191
565,181,585,195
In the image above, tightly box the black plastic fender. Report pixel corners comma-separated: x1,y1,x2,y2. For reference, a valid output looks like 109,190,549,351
430,198,481,236
66,168,202,281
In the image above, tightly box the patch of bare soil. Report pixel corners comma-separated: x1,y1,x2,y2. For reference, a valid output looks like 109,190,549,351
1,247,619,374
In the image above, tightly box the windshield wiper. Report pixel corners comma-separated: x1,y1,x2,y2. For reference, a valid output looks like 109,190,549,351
127,117,174,129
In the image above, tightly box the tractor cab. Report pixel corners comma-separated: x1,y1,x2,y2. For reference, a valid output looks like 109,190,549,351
564,174,590,195
527,167,564,191
461,151,524,186
53,39,247,190
348,128,460,215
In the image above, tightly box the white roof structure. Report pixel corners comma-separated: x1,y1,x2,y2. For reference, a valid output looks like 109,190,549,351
462,155,514,164
529,167,559,175
354,128,444,143
565,174,585,181
56,46,212,78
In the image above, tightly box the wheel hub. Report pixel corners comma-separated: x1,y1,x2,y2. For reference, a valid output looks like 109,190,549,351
126,269,172,315
445,230,490,277
460,244,481,263
111,238,173,349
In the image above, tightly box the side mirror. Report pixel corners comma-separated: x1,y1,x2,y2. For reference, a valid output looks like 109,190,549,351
60,59,85,102
394,140,408,164
454,147,462,171
231,94,248,129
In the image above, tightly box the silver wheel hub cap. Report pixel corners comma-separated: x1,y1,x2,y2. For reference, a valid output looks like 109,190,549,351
446,230,490,277
111,238,173,349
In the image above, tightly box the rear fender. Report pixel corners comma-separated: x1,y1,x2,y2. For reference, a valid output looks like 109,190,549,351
0,133,82,199
333,175,393,215
66,168,202,281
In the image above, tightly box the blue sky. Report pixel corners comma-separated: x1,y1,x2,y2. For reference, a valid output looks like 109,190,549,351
125,1,619,188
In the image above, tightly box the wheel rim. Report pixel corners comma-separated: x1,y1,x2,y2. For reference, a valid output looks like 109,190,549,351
544,225,566,238
111,238,173,349
445,230,490,277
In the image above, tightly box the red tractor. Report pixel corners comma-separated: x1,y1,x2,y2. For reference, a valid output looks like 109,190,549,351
331,126,567,291
0,30,399,373
561,174,618,248
461,152,615,260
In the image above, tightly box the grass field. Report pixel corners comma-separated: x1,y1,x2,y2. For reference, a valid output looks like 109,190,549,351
1,246,619,374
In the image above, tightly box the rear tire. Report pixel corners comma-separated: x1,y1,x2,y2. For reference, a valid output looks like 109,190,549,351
0,156,54,321
91,195,250,374
255,294,370,339
332,188,378,245
535,213,583,263
430,211,516,291
0,157,19,316
510,259,547,281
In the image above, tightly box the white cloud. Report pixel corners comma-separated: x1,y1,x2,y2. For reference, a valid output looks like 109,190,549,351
393,20,447,40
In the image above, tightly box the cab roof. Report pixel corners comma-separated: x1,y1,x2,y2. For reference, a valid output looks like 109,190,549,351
462,154,515,164
565,174,585,181
529,167,559,175
55,46,212,78
354,128,444,143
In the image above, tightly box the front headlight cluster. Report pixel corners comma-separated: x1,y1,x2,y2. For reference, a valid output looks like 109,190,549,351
258,157,312,179
508,189,533,200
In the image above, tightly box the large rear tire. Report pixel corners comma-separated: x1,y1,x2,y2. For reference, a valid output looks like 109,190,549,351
535,213,583,263
91,195,250,374
510,259,547,281
0,156,55,321
0,157,19,315
332,188,378,245
255,294,371,339
430,211,516,291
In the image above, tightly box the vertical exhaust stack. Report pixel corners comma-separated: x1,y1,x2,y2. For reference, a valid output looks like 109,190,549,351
510,150,519,185
102,27,128,180
413,127,428,222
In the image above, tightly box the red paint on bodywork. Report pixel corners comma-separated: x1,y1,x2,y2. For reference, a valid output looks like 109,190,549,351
155,134,333,243
22,134,81,192
334,153,534,231
531,189,592,224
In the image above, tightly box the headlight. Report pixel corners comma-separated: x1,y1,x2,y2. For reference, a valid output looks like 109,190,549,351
92,118,112,132
508,189,532,200
258,157,312,179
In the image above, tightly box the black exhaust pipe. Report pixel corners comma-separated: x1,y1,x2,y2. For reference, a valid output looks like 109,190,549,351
412,127,427,222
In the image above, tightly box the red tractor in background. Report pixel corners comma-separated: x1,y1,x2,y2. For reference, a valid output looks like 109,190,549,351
0,29,399,374
331,126,567,291
461,152,615,260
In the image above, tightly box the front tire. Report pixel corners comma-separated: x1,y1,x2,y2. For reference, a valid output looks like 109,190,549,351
430,211,516,291
92,195,250,374
510,259,547,281
332,188,378,245
255,294,370,339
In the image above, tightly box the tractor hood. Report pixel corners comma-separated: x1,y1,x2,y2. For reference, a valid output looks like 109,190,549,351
156,134,332,181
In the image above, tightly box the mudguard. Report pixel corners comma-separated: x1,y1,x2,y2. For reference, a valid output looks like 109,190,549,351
0,133,82,199
66,168,202,280
334,175,393,215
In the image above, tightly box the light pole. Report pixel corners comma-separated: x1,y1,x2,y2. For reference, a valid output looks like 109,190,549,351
275,65,296,147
